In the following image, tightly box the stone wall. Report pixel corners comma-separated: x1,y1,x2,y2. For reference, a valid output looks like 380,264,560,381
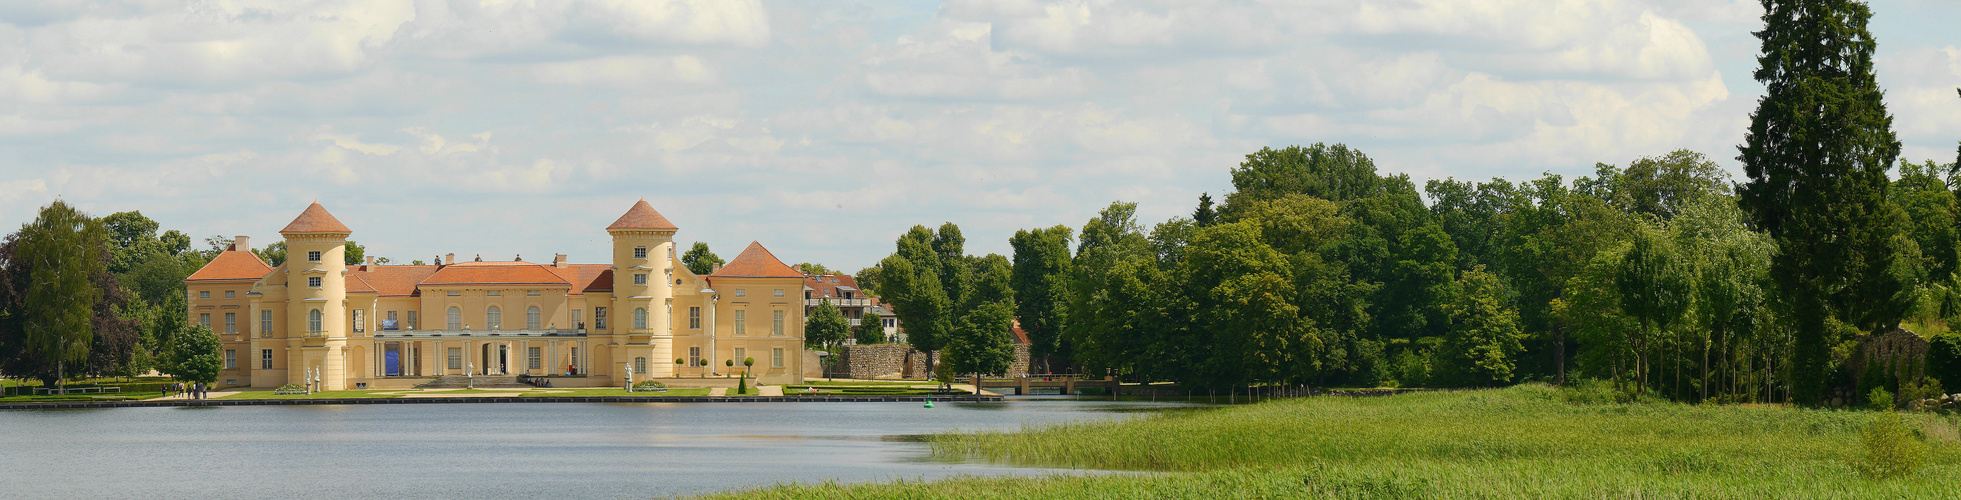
824,343,1033,379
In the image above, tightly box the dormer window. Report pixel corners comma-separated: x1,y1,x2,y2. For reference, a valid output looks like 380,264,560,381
633,247,647,259
307,251,322,262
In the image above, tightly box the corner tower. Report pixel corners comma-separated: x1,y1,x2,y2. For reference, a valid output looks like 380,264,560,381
607,199,679,376
280,202,352,390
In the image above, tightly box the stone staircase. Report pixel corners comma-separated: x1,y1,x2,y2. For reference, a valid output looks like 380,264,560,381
414,375,529,389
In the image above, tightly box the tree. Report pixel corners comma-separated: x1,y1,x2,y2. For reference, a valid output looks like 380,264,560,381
254,241,287,267
881,253,950,371
342,241,366,266
853,265,882,297
795,262,836,275
855,310,887,344
681,242,723,275
1737,0,1905,406
1193,193,1218,227
1615,224,1692,395
1436,266,1525,386
945,302,1016,377
0,201,116,391
804,300,850,351
1010,225,1072,369
166,325,222,385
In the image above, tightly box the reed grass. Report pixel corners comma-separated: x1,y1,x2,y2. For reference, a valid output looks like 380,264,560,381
695,383,1961,499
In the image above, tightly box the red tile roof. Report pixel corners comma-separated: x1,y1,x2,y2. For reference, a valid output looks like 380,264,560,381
420,261,573,286
348,265,441,296
545,264,613,294
185,250,273,282
606,199,679,231
280,202,352,234
709,241,803,278
804,274,868,300
1010,320,1030,344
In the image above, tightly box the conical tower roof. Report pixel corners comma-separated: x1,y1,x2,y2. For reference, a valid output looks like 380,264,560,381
606,199,679,231
279,202,351,234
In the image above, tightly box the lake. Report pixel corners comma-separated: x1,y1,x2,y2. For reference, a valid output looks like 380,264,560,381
0,398,1201,499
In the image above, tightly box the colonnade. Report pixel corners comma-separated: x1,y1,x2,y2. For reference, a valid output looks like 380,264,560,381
367,337,591,378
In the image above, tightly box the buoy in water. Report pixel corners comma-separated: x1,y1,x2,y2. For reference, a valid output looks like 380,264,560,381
924,397,934,408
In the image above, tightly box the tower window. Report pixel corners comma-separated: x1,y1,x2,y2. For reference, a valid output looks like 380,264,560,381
633,308,647,329
634,273,647,285
307,251,321,262
308,309,322,332
308,277,322,288
633,247,647,259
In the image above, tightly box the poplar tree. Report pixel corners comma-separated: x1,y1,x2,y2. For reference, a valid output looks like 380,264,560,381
1736,0,1905,406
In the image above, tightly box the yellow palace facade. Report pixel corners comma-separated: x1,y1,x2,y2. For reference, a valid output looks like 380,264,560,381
183,200,809,390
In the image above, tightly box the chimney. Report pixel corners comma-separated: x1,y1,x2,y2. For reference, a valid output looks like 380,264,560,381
711,262,722,272
366,256,375,267
233,235,250,252
554,254,567,268
447,253,456,266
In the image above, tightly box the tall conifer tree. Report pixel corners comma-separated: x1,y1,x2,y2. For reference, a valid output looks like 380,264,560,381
1736,0,1904,406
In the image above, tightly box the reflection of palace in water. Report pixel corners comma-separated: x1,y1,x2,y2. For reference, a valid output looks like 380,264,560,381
183,200,810,390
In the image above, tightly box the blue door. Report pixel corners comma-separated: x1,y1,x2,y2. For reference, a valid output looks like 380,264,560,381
385,350,400,376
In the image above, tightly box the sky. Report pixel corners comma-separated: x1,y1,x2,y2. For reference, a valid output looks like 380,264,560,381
0,0,1957,273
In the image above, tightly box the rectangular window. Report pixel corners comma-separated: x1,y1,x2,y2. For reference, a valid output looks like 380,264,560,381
406,311,418,330
486,290,500,296
351,310,364,333
773,311,785,336
526,290,541,296
308,277,322,288
224,350,236,369
689,346,700,367
225,290,235,298
594,307,607,329
689,307,700,329
572,310,583,329
634,273,647,285
224,313,236,334
734,310,746,335
734,289,745,297
633,247,647,259
200,313,210,327
307,250,321,262
261,349,273,370
447,348,463,370
261,310,273,337
527,347,542,370
773,289,783,297
447,290,461,296
199,291,210,299
772,348,784,368
386,311,398,331
734,348,745,365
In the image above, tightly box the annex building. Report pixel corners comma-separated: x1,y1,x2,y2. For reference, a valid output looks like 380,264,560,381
183,200,810,390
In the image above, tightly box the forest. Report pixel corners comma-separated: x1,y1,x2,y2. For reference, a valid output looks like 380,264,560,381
865,0,1961,407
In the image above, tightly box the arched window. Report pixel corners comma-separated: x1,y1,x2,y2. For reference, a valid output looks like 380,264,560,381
526,306,541,330
447,307,461,329
632,308,647,329
633,357,647,375
308,309,323,332
486,306,502,330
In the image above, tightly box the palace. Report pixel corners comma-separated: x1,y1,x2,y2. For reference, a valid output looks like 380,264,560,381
183,200,809,390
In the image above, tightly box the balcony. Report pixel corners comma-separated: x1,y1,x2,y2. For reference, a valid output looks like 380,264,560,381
371,328,587,339
804,298,871,308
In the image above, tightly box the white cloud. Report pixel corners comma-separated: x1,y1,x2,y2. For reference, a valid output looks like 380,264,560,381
0,0,1955,271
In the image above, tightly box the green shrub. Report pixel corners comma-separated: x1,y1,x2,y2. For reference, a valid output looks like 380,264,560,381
1929,333,1961,391
1849,411,1928,479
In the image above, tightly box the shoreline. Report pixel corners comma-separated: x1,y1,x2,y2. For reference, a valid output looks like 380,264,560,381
0,394,1002,410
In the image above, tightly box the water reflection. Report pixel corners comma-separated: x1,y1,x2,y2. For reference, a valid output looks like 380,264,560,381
0,399,1203,499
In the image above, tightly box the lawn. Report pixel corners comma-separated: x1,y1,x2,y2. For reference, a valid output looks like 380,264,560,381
694,382,1961,499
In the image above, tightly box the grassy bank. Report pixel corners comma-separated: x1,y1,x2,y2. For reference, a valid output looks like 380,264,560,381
697,383,1961,499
